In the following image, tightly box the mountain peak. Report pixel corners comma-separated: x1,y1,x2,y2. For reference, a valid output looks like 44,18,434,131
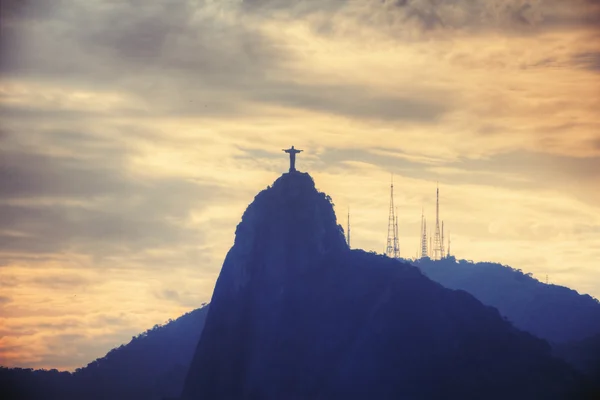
225,172,348,292
182,173,584,400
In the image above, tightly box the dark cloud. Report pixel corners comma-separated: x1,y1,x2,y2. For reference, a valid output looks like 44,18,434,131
2,1,597,79
93,314,130,327
573,224,600,235
572,52,600,71
29,275,92,290
476,124,506,136
0,295,12,305
0,0,285,85
452,151,600,207
0,0,61,21
159,289,180,301
36,320,83,331
0,189,210,256
241,0,554,31
0,102,149,121
1,0,450,123
0,149,130,200
318,147,600,208
0,128,228,259
251,82,448,122
318,147,532,191
0,327,36,337
155,288,205,308
0,1,286,120
541,0,600,29
319,147,428,173
463,151,600,181
4,0,592,123
387,0,600,32
236,147,282,161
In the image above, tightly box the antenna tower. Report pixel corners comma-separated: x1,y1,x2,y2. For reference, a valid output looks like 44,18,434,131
385,175,399,258
433,183,443,260
420,209,428,258
441,221,445,259
429,236,432,258
447,231,451,258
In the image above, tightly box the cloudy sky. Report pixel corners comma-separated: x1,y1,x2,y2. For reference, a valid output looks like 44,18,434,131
1,0,599,371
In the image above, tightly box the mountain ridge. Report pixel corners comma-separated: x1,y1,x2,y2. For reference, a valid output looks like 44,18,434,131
181,172,587,400
1,307,209,400
3,172,599,399
414,257,600,343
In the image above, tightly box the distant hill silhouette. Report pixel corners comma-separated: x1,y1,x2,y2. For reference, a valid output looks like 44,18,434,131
414,257,600,344
1,306,208,400
181,172,588,400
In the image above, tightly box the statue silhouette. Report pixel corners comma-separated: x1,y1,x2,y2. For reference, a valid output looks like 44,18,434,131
283,146,303,172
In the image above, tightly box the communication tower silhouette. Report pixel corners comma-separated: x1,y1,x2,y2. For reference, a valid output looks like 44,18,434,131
429,236,432,258
441,220,445,258
385,175,400,258
420,208,428,258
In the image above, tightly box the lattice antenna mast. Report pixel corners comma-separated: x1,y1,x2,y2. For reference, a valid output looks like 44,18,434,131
441,221,445,259
433,183,443,261
429,235,432,258
385,175,399,258
447,231,451,258
420,208,428,259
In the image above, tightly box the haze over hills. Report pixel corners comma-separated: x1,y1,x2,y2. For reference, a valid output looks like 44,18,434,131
414,257,600,344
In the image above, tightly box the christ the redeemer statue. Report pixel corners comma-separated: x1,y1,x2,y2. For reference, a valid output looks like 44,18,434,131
283,146,303,172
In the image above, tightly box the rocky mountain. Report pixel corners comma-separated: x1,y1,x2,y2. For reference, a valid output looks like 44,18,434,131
181,172,588,400
414,257,600,343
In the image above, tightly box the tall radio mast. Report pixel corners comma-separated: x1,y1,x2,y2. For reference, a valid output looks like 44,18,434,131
420,208,428,258
385,175,400,258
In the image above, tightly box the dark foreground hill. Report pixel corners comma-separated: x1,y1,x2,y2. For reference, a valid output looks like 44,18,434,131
181,172,587,400
414,257,600,344
1,306,208,400
556,333,600,382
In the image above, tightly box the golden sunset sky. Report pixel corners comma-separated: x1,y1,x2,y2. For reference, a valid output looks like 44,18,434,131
1,0,599,371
